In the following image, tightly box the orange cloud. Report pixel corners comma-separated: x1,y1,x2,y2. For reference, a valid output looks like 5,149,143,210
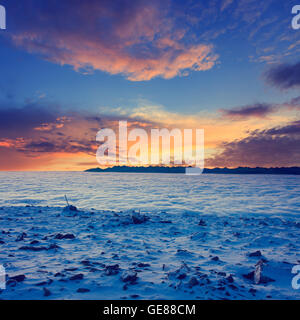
9,1,217,81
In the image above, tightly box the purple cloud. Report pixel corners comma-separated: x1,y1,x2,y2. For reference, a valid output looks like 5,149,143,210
262,120,300,136
0,104,58,139
220,103,275,119
0,99,159,160
208,120,300,167
6,0,217,81
265,61,300,89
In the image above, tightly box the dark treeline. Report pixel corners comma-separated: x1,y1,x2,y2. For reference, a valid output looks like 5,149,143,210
85,166,300,175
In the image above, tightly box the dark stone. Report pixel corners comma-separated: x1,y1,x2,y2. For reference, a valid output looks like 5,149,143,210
54,272,63,277
248,250,262,257
16,232,27,242
249,288,256,295
43,287,51,297
69,274,84,281
48,244,60,250
217,272,226,277
259,221,268,226
30,240,40,245
132,214,148,224
188,276,199,287
177,273,187,280
243,271,254,280
259,276,275,284
198,219,207,226
63,205,78,212
229,284,238,290
137,263,150,268
243,270,274,284
7,274,26,284
55,233,75,240
64,268,78,272
77,288,90,293
19,246,47,251
81,260,92,266
19,244,59,251
36,279,53,286
211,256,219,261
121,270,137,283
105,264,120,276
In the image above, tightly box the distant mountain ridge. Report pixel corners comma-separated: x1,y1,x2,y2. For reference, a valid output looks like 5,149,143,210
85,166,300,175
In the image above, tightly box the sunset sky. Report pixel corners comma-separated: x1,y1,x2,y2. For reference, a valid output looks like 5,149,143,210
0,0,300,170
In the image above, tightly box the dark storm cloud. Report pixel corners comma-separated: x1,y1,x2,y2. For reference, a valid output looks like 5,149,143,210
208,121,300,167
0,100,99,155
21,138,96,155
221,103,275,119
265,61,300,90
0,104,57,138
261,120,300,136
0,99,159,158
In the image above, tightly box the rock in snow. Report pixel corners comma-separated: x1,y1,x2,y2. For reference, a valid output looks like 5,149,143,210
0,205,299,299
121,270,138,283
69,274,84,281
243,260,275,285
248,250,262,257
131,211,149,224
105,265,120,276
7,274,26,284
63,205,78,212
55,233,76,240
77,288,90,293
15,232,27,242
43,287,51,297
198,219,207,226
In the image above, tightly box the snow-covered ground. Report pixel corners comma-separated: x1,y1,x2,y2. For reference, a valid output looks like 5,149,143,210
1,205,300,300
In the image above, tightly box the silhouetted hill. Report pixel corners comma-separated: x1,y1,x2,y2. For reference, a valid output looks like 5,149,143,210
85,166,300,175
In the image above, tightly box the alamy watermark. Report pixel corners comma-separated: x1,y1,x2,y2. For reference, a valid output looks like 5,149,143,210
292,5,300,30
96,121,204,175
0,264,6,290
0,4,6,30
292,265,300,290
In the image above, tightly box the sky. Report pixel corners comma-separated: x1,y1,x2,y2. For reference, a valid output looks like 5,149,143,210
0,0,300,170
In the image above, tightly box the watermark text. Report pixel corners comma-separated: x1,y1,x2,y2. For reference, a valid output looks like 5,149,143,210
292,265,300,289
96,121,204,175
0,264,6,290
292,5,300,30
0,5,6,30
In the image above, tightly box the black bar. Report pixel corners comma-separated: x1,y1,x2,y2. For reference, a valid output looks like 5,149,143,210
0,300,298,319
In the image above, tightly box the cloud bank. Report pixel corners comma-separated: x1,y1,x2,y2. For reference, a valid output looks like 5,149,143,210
7,0,217,81
220,103,276,119
265,61,300,89
208,120,300,167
